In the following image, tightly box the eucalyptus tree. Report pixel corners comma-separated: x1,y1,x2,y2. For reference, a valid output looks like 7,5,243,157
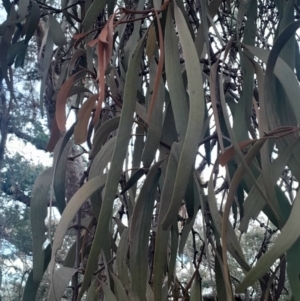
1,0,300,300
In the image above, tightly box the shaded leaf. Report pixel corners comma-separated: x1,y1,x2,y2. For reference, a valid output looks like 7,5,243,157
40,29,54,114
53,125,75,214
78,29,147,299
82,0,106,31
121,168,146,194
236,189,300,292
116,228,130,291
31,167,53,282
162,2,205,230
287,238,300,298
24,0,40,43
90,116,120,159
49,175,107,276
100,280,118,301
49,15,67,46
130,160,162,301
22,244,51,301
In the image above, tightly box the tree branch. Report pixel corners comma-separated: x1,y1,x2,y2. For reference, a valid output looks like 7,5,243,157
8,126,47,151
1,183,57,207
1,183,31,206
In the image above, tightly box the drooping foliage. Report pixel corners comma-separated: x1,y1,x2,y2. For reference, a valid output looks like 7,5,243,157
1,0,300,300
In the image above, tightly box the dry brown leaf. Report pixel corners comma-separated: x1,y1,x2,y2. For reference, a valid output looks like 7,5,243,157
47,118,61,152
88,14,115,125
55,70,87,131
219,139,257,166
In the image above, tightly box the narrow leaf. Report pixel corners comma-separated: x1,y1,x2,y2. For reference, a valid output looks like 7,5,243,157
89,116,120,159
82,0,106,31
49,15,67,46
31,168,53,282
236,190,300,292
24,0,40,43
161,2,205,229
130,161,162,301
49,175,107,276
78,31,147,299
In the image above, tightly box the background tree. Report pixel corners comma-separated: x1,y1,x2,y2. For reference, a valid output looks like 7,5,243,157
1,0,300,300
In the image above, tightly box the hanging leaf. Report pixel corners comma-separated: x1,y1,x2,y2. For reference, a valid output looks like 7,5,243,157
78,29,147,300
49,175,107,276
31,167,53,282
82,0,106,31
237,189,300,293
24,0,40,43
161,1,205,230
22,244,51,301
130,160,162,301
88,14,114,124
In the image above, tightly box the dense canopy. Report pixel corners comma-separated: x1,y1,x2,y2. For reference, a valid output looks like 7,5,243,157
1,0,300,300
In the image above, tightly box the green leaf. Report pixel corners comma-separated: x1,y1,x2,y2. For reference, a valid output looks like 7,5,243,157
215,245,227,300
116,228,130,291
153,142,180,300
179,175,201,254
17,0,29,18
53,125,75,214
168,222,178,286
108,0,116,15
0,15,26,29
89,137,116,216
2,0,11,14
236,189,300,293
82,0,106,31
48,15,67,46
78,30,147,300
240,142,296,232
86,280,100,301
100,281,118,301
141,58,164,167
31,167,53,282
194,0,222,58
161,2,205,230
22,243,51,301
165,7,188,140
49,175,107,276
287,238,300,298
7,40,25,66
40,29,53,114
246,44,300,125
14,41,27,68
25,0,40,44
111,273,130,301
208,171,250,271
90,116,120,159
48,267,77,301
121,168,146,194
130,160,162,301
